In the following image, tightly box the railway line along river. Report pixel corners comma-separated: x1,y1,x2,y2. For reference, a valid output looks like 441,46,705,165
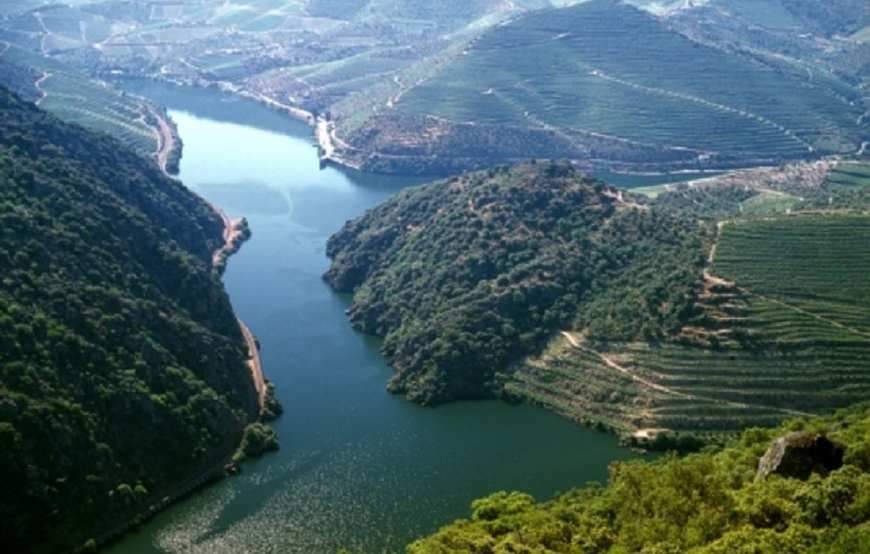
106,81,638,554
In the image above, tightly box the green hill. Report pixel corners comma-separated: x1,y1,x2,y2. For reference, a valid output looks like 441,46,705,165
324,161,709,405
325,159,870,442
0,86,260,553
334,0,867,175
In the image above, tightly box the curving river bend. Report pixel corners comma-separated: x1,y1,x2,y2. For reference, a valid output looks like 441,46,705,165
106,82,638,554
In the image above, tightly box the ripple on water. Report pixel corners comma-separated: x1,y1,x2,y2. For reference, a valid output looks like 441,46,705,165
151,440,450,554
192,181,291,216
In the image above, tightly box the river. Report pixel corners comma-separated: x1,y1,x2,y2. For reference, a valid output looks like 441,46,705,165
106,82,638,554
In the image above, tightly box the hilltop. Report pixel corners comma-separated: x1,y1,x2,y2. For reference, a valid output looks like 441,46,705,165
324,161,709,404
325,159,870,445
0,87,262,553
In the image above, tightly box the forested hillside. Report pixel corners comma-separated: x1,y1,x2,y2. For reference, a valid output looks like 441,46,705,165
324,161,709,405
0,86,259,553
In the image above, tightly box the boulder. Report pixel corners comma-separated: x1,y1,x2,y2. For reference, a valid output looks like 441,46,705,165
756,431,844,481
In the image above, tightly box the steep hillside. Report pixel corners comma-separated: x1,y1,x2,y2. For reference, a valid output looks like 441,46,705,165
0,40,172,161
507,163,870,440
334,0,867,175
0,87,260,553
0,0,569,123
666,0,870,88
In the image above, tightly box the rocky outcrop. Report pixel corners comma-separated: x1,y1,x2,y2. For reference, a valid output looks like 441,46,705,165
756,431,844,481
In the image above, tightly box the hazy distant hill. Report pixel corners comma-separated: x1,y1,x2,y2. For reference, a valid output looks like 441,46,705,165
0,86,258,553
332,0,867,175
0,0,570,117
2,0,865,177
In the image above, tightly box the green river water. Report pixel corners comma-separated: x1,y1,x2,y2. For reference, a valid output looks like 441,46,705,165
105,82,638,554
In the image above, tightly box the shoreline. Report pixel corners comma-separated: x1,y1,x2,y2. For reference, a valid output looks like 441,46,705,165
207,199,267,410
69,123,269,553
138,77,854,181
235,88,362,171
151,107,267,412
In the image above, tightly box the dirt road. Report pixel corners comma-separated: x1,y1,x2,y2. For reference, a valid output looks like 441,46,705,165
147,106,175,174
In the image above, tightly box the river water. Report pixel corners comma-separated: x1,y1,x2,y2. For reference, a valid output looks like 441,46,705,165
106,83,638,554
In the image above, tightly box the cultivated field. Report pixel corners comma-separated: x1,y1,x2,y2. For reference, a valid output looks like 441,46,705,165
0,42,158,153
391,0,865,160
511,174,870,440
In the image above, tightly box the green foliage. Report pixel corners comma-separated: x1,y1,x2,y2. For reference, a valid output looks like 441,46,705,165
0,86,259,553
236,422,280,461
798,163,870,210
408,405,870,553
325,161,708,404
326,158,870,441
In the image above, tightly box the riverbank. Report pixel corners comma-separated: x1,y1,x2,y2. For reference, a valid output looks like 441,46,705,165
208,203,266,413
151,107,267,413
236,88,362,171
101,85,639,554
147,105,178,175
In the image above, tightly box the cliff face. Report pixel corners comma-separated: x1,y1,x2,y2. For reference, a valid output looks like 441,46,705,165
0,86,259,553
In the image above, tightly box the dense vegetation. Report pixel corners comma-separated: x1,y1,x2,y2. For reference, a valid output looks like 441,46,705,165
0,86,259,553
406,403,870,553
325,161,709,404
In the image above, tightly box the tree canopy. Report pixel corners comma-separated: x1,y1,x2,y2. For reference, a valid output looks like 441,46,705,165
408,403,870,554
0,86,259,553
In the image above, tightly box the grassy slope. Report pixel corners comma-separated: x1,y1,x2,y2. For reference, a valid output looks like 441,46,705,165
0,42,160,153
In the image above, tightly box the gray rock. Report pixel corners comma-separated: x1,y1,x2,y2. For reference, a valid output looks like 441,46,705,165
756,431,844,481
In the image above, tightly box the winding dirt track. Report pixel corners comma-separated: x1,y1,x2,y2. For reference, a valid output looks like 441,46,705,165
558,331,812,419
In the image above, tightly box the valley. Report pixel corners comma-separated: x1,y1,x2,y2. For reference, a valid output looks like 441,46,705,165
2,0,870,552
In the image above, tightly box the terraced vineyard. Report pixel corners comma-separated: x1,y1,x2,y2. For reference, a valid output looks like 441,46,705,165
510,205,870,441
39,72,157,152
375,0,865,168
824,162,870,188
0,42,158,153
